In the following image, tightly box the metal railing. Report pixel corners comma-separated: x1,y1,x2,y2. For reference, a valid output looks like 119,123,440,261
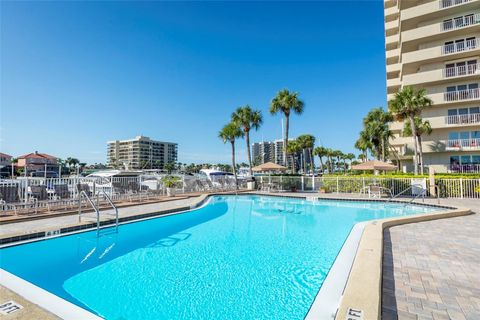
78,190,102,235
0,175,247,215
444,63,479,78
257,176,480,199
442,38,477,55
441,13,480,31
445,113,480,125
449,164,480,173
444,88,479,101
440,0,470,8
446,138,480,149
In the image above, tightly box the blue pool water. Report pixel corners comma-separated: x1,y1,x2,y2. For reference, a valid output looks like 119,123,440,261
0,195,440,320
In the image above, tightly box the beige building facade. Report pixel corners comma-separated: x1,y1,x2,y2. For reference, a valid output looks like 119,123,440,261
107,135,178,170
385,0,480,173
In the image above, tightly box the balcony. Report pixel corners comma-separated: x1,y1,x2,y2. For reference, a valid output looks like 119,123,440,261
444,88,479,102
445,113,480,125
441,13,480,31
446,138,480,150
403,63,479,85
402,13,480,43
401,0,478,22
442,38,478,54
440,0,471,9
403,38,479,65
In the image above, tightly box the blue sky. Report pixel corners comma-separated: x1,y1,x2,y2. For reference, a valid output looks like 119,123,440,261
1,1,386,164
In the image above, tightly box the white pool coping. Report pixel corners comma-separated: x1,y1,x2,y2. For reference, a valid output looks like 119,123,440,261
0,269,102,320
305,221,368,320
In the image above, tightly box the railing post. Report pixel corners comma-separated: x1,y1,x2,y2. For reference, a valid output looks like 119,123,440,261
312,176,315,191
460,178,464,199
301,176,305,191
336,176,339,194
24,178,29,203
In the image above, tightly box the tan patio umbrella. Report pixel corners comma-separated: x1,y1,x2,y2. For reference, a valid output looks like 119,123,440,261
351,160,397,172
252,162,288,172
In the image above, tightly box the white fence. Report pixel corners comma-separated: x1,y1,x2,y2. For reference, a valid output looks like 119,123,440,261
0,175,246,214
257,176,480,199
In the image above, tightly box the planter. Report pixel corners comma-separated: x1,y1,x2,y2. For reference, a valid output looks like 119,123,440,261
166,188,175,197
319,188,330,194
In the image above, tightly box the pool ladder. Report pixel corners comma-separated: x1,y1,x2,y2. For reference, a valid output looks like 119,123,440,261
78,190,119,236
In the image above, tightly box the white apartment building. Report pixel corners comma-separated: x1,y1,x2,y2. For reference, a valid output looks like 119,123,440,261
252,139,312,171
107,136,178,170
385,0,480,173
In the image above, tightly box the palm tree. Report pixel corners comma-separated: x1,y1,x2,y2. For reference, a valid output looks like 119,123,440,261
355,131,372,161
297,134,315,174
270,89,304,166
231,105,263,176
389,86,433,175
286,139,301,173
362,108,393,161
345,153,356,171
313,146,328,173
358,154,366,162
332,150,344,173
326,148,336,173
219,122,244,189
403,116,432,175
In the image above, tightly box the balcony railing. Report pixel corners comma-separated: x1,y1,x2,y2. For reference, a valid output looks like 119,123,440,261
449,164,480,173
442,14,480,31
446,113,480,125
442,38,477,54
444,63,479,77
440,0,470,8
444,88,480,101
447,138,480,149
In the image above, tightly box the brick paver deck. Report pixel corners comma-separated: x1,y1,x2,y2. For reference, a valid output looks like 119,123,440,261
382,212,480,320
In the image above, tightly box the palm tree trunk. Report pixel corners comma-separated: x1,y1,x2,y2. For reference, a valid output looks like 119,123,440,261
409,116,419,175
417,135,424,175
291,154,296,173
309,149,314,175
231,141,238,190
284,115,289,167
245,131,253,176
381,140,385,162
303,149,307,174
318,156,324,173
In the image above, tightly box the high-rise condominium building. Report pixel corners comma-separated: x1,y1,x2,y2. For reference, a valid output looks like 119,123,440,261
107,136,178,170
385,0,480,173
252,139,312,170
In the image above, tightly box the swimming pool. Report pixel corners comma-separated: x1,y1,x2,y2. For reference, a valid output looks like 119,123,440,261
0,195,441,320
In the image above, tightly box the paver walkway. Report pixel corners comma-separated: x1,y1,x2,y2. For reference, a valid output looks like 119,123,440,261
382,208,480,319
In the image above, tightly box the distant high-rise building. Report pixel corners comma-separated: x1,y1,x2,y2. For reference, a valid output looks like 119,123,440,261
107,135,178,170
252,139,312,171
385,0,480,173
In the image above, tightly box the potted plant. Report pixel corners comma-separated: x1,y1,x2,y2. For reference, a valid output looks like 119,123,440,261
319,185,330,194
162,175,180,197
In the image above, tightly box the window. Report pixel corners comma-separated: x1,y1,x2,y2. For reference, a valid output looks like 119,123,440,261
448,132,459,140
472,155,480,164
450,156,460,165
461,155,471,164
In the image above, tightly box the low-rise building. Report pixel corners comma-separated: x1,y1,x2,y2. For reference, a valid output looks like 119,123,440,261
16,151,59,174
0,152,12,168
107,135,178,170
